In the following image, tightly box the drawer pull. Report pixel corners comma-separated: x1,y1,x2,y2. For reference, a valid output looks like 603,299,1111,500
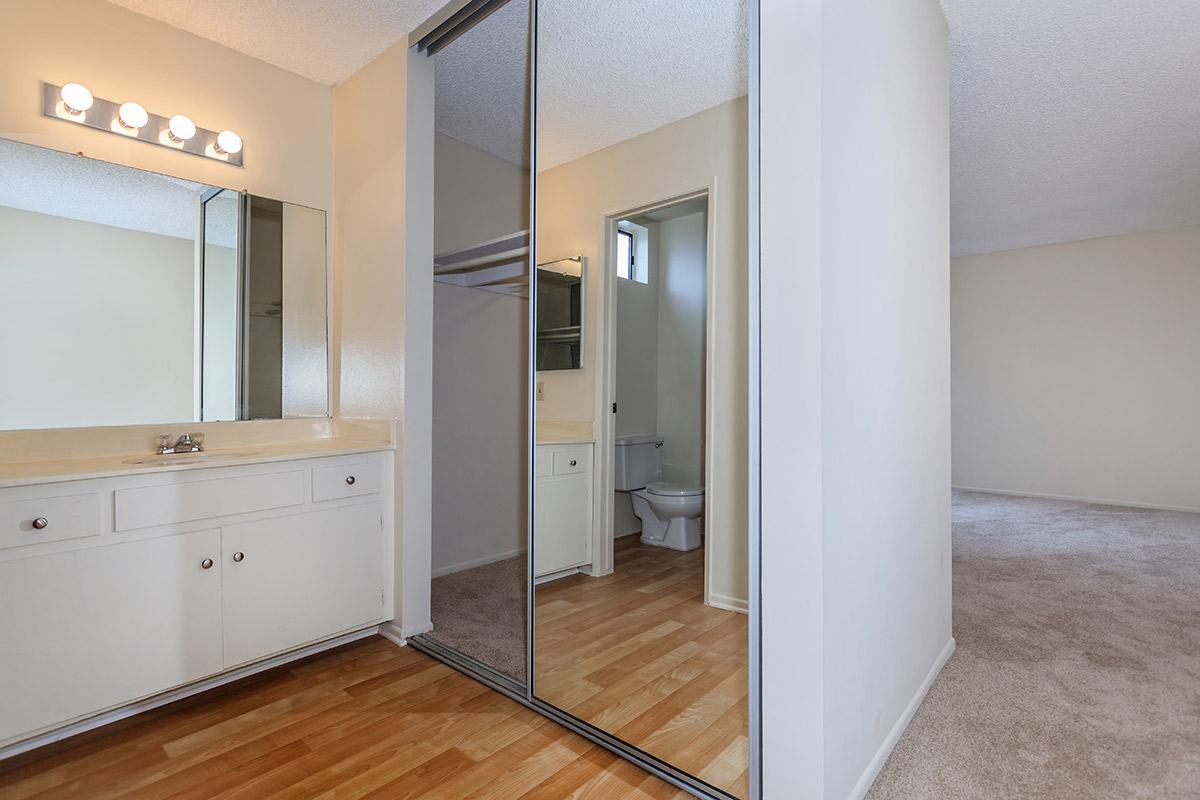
345,476,356,486
232,551,245,563
569,460,577,467
201,558,214,570
32,517,48,530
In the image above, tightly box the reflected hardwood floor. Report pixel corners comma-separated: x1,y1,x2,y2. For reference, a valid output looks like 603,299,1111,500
535,536,749,798
0,637,688,799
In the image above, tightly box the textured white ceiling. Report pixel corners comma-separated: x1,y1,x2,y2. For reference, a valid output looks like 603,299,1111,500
945,0,1200,256
0,139,231,245
535,0,749,169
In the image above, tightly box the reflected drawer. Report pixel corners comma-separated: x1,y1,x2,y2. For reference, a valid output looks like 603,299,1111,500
553,446,591,476
312,461,381,502
0,493,102,550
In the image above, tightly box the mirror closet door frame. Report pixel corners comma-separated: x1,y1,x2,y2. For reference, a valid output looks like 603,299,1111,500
523,2,762,800
405,0,763,797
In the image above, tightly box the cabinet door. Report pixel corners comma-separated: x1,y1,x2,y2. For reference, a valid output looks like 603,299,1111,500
221,503,384,667
535,476,591,577
0,530,223,743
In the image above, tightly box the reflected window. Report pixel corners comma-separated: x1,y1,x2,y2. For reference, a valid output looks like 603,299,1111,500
616,223,649,283
616,229,634,280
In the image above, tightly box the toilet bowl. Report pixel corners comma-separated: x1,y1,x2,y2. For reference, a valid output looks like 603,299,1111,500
630,482,705,551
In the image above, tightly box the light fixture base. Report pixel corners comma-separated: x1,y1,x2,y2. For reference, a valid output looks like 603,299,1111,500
41,83,243,167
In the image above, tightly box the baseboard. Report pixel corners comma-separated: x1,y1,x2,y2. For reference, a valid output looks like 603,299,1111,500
953,485,1200,514
431,547,526,578
399,620,434,638
707,592,749,615
0,625,381,761
378,621,407,647
849,637,956,800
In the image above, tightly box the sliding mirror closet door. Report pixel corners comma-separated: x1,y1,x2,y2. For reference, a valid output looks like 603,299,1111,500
532,1,751,797
421,0,532,685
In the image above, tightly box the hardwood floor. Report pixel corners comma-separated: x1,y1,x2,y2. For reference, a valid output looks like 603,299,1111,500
0,637,688,799
535,537,749,799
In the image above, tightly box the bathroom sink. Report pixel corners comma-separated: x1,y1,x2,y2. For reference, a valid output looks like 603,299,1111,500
123,451,263,466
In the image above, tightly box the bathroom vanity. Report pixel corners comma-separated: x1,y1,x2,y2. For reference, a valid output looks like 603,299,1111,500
0,445,394,751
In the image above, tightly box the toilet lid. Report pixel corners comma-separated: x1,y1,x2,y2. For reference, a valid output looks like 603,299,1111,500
646,481,704,497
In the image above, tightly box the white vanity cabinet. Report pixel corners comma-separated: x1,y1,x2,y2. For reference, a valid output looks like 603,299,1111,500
221,503,383,666
0,528,224,743
534,443,593,577
0,451,392,750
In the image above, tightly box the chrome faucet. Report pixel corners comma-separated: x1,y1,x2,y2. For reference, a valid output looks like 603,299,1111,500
156,433,206,455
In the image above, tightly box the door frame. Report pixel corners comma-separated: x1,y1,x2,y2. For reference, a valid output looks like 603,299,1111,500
592,186,719,608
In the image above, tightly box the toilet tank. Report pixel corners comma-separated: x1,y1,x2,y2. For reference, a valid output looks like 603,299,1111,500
614,434,664,490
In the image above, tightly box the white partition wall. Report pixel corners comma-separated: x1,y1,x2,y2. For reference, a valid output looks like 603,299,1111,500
760,1,951,797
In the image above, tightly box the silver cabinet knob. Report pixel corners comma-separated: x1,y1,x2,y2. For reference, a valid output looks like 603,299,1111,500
345,476,356,485
201,558,214,570
569,460,577,467
232,551,245,563
32,517,48,530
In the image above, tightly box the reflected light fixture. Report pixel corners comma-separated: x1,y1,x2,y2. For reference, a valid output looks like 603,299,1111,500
168,114,196,142
117,101,148,130
60,83,93,115
214,130,242,156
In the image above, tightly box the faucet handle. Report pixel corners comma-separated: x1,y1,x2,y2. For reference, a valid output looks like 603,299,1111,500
191,432,205,451
156,434,172,454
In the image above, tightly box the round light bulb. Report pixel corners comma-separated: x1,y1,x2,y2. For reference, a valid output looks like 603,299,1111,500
60,83,94,114
117,101,148,130
215,130,242,155
168,114,196,142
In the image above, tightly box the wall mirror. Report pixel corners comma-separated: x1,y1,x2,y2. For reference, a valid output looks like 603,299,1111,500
532,1,751,798
0,138,329,431
535,257,583,370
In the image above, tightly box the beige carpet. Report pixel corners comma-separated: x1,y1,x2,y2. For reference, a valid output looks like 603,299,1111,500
868,491,1200,799
428,555,527,682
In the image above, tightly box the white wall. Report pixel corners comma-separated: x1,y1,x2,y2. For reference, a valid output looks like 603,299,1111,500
282,203,331,418
953,225,1200,511
614,227,660,440
760,1,951,797
432,283,528,575
335,42,433,636
819,2,951,796
656,211,708,486
430,125,529,577
435,133,529,254
201,242,239,421
0,206,195,430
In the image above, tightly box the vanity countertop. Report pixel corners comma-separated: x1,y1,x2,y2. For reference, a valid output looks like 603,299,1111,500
0,438,394,489
536,420,595,446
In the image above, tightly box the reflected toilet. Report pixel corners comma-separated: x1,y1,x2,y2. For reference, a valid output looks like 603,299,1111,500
615,435,705,551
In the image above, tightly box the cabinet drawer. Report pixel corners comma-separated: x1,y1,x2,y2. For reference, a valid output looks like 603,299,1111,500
312,461,381,502
0,493,102,550
114,471,304,531
553,446,591,476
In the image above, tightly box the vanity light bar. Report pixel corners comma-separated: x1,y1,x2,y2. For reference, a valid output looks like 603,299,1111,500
42,83,244,167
